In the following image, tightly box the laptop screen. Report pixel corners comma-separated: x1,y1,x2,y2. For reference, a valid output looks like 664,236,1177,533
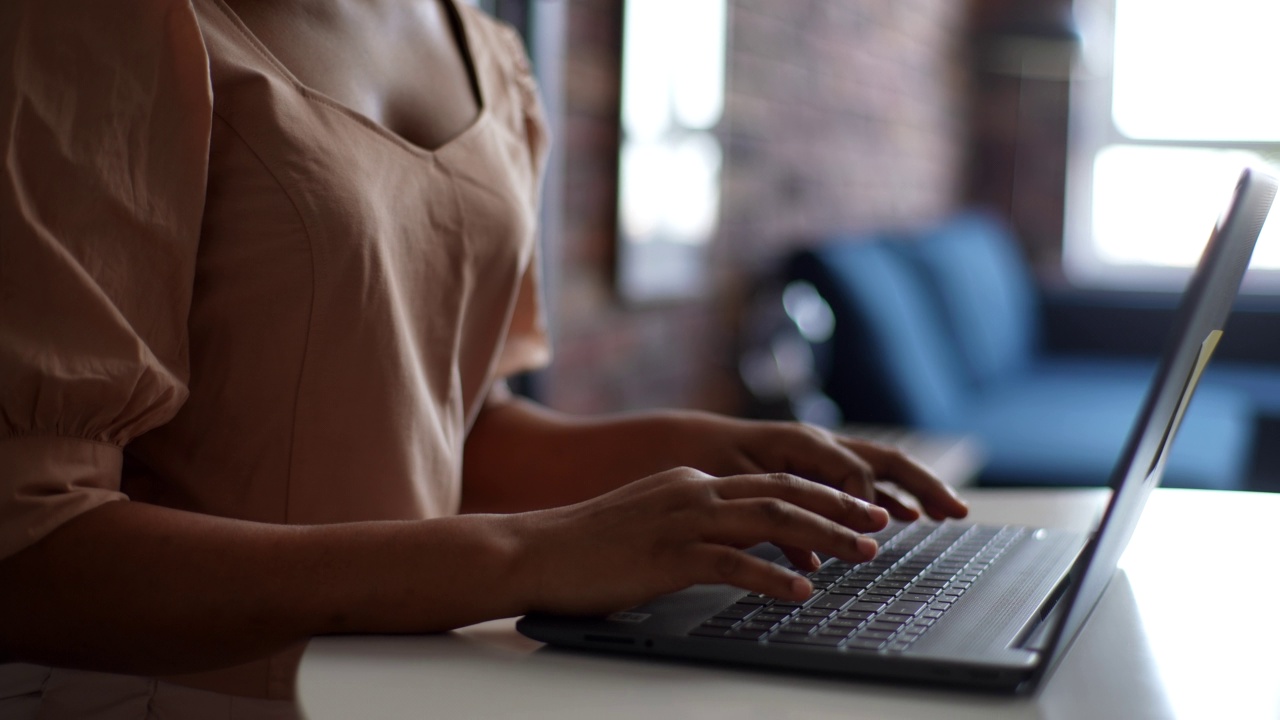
1034,167,1278,683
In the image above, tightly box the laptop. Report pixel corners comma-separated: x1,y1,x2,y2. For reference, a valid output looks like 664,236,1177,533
516,168,1278,693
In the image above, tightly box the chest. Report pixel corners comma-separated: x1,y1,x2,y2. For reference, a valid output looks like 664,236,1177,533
219,0,481,152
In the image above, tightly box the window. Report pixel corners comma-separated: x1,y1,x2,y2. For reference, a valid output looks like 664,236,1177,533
1064,0,1280,290
615,0,727,302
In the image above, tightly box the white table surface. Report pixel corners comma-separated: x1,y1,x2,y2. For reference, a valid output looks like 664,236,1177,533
298,488,1280,720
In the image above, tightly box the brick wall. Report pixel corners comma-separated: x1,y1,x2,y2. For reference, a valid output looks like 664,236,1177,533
540,0,973,415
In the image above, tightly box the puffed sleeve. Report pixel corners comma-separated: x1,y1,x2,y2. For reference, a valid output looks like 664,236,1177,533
492,23,552,379
0,0,212,560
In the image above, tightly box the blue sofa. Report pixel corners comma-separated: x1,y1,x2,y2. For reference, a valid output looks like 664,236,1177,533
787,211,1280,490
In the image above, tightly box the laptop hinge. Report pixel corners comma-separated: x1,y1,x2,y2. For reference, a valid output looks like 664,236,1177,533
1015,572,1074,651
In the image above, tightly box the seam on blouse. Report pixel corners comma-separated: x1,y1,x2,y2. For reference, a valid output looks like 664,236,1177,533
435,157,484,441
143,676,158,717
209,111,317,526
206,0,304,90
36,665,53,707
0,432,125,452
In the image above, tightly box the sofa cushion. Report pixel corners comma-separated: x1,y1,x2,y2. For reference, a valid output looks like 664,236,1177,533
910,212,1040,389
958,366,1253,490
1205,363,1280,417
798,239,969,429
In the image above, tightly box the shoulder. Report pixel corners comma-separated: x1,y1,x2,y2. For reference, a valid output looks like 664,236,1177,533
2,0,212,198
455,3,534,82
456,3,545,148
4,0,208,96
5,0,202,44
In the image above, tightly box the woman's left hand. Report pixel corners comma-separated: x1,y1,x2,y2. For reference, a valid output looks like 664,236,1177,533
660,414,970,571
667,413,969,525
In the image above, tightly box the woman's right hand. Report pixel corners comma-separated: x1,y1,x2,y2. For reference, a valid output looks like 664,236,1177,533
504,467,892,617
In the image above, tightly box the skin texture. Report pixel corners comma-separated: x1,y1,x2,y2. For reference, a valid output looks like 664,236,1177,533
0,0,968,679
220,0,482,151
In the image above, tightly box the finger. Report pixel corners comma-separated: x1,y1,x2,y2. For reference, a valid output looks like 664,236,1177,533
779,545,821,572
701,497,879,564
872,482,921,522
746,424,879,502
840,440,969,519
685,544,813,601
712,473,890,532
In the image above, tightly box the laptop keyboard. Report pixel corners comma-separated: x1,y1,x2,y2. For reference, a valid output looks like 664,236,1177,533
688,521,1024,652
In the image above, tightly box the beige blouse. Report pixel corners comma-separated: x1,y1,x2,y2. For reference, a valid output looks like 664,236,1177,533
0,0,549,702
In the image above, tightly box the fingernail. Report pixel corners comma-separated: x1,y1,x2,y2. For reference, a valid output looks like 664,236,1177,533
791,576,813,599
857,536,878,557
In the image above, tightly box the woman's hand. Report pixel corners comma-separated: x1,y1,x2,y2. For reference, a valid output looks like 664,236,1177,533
666,414,969,524
505,467,891,616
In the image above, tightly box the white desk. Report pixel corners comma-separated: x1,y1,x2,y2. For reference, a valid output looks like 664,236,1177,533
298,489,1280,720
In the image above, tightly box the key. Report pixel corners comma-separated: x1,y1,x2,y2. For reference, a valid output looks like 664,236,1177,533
878,612,914,624
770,633,819,645
812,596,853,610
845,638,886,651
838,610,875,621
885,600,927,617
802,634,847,647
716,603,761,620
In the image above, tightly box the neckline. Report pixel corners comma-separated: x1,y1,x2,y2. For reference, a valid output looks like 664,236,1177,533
210,0,489,158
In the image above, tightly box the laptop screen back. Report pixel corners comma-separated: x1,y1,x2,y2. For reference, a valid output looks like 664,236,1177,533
1034,168,1278,683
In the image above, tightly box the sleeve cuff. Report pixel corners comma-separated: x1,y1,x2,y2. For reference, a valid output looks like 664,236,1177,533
0,435,128,561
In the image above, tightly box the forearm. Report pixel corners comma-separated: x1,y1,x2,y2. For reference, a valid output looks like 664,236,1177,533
462,396,709,513
461,396,967,523
0,499,523,676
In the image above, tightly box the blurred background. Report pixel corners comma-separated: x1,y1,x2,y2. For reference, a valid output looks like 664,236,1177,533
480,0,1280,492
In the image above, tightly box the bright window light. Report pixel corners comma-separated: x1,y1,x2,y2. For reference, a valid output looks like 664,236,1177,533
1113,0,1280,141
1091,146,1279,268
1065,0,1280,287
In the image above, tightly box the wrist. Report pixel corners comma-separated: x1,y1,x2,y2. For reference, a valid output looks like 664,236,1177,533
496,509,552,615
482,512,532,619
642,409,738,474
314,514,533,635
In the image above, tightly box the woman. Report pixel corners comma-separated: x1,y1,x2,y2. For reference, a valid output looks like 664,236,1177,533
0,0,967,711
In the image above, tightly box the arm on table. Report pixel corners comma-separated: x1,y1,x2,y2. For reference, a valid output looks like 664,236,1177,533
0,468,892,675
0,499,523,676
